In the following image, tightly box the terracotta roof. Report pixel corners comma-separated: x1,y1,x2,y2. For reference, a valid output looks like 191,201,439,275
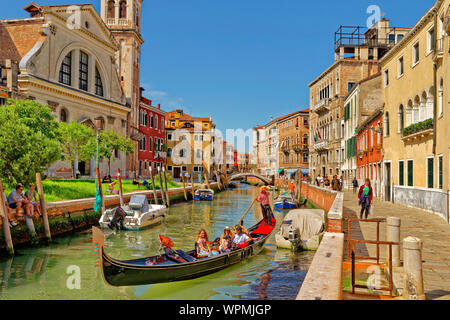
277,109,309,121
166,110,211,122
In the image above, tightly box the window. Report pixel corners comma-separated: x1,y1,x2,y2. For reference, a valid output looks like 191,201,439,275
348,82,355,92
167,148,172,158
107,0,115,19
60,109,68,123
0,98,6,106
161,118,164,131
384,112,390,137
427,27,435,53
59,52,72,85
413,42,420,65
149,137,152,151
389,34,395,44
397,34,404,42
119,1,127,19
438,156,443,189
399,160,404,186
398,105,404,132
407,160,414,187
95,67,103,96
427,157,434,189
79,51,89,91
398,57,404,77
155,115,158,130
150,114,154,128
384,69,389,87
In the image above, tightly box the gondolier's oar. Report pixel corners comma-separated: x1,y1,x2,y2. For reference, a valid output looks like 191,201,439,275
237,196,258,225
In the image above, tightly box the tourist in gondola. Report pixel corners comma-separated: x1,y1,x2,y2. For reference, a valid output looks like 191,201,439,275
256,186,274,226
196,229,219,258
232,225,252,246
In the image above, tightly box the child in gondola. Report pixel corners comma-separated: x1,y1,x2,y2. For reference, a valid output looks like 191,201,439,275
220,235,232,253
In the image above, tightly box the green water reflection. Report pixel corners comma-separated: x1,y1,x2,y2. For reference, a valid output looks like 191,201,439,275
0,184,314,300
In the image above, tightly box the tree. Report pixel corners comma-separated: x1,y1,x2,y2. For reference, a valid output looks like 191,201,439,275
0,100,61,186
58,121,96,178
87,130,134,175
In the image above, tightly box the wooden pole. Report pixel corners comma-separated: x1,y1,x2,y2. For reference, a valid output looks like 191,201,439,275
182,176,187,200
215,172,222,191
237,196,258,225
0,180,14,255
163,166,170,207
158,165,167,206
36,173,51,242
95,168,105,214
149,168,159,205
191,173,195,199
116,168,124,207
204,172,211,190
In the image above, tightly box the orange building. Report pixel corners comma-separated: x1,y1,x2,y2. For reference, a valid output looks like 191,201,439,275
356,108,383,197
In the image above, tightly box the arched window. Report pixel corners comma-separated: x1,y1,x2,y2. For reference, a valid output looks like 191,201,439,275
398,104,404,132
119,1,127,19
196,149,202,159
384,112,390,137
406,100,413,127
167,148,172,158
59,52,72,85
155,115,158,129
303,134,308,145
420,91,428,121
107,0,115,19
95,67,104,97
413,95,420,124
79,51,89,91
427,86,435,120
60,108,68,123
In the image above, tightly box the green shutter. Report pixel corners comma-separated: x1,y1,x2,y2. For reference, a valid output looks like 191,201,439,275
407,160,414,187
427,158,434,189
399,161,404,186
439,157,443,189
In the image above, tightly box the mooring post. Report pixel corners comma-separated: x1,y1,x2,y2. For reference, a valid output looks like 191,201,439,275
95,168,105,214
149,167,159,205
182,176,187,200
387,217,401,267
402,236,425,300
116,168,124,207
158,166,167,206
191,173,195,199
163,166,170,207
36,173,51,242
0,180,14,255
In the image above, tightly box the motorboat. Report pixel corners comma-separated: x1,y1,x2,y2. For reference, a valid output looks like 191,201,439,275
274,192,298,209
275,209,325,251
98,194,166,231
194,189,214,201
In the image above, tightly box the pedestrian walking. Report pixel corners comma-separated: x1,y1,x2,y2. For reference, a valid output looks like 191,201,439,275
352,177,359,193
358,179,373,220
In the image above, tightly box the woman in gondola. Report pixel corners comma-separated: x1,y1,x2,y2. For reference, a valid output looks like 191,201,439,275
196,229,219,258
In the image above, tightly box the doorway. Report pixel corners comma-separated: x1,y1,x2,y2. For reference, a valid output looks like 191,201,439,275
173,167,181,180
384,162,391,202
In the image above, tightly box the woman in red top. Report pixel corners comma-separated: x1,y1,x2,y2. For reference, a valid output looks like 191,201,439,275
358,179,373,219
256,186,274,226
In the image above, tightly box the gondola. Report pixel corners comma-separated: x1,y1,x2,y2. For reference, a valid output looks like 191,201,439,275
93,218,276,287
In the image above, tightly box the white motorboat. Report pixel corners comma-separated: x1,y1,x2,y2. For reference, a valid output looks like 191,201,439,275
194,189,214,201
99,194,166,231
275,209,325,251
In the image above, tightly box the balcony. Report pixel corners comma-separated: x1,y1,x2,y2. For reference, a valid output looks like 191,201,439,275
106,18,130,26
313,141,329,151
293,143,308,153
434,37,445,62
401,119,434,143
313,98,331,114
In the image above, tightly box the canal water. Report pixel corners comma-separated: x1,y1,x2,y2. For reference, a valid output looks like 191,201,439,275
0,184,314,300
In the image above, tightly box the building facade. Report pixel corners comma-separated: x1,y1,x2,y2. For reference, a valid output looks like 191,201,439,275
165,109,215,181
381,0,449,222
278,109,310,177
356,109,383,197
0,3,130,178
309,20,410,182
138,94,166,177
342,73,383,188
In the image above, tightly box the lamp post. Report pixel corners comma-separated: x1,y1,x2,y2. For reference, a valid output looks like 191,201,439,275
94,117,103,169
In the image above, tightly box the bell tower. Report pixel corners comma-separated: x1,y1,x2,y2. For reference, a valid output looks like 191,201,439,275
101,0,144,177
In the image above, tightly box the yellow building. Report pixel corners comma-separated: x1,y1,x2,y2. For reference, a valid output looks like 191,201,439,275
165,109,216,181
381,0,449,222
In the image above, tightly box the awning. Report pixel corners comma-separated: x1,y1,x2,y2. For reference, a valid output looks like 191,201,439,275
277,169,284,173
301,168,310,175
285,169,299,175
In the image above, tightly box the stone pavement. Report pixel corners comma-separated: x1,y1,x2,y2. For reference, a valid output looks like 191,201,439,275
343,190,450,300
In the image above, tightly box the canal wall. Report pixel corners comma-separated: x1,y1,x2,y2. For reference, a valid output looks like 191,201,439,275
296,232,345,300
300,182,344,233
296,183,345,300
0,182,221,251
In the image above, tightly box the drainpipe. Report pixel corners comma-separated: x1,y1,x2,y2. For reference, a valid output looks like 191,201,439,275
433,9,437,156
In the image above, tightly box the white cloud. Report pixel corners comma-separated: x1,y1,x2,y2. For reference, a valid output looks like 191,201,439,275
141,84,184,109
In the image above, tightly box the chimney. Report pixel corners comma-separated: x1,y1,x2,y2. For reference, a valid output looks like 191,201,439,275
158,104,161,110
139,87,144,99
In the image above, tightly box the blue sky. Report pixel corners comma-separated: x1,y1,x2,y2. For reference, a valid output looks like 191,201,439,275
1,0,434,152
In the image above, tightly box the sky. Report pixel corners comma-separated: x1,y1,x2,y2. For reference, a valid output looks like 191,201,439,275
0,0,434,152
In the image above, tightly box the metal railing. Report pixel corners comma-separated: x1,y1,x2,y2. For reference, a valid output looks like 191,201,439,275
346,218,398,298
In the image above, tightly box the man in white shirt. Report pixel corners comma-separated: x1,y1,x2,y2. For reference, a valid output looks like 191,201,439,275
232,226,252,245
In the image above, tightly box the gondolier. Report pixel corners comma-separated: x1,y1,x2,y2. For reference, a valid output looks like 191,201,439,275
256,186,274,226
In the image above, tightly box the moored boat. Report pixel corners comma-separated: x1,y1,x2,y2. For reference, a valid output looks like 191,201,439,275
194,189,214,201
98,194,166,231
93,218,276,287
274,193,298,209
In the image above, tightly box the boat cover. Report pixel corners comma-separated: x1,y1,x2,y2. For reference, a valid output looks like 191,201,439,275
128,195,149,214
279,209,325,241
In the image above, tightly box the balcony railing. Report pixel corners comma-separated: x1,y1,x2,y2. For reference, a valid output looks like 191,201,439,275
313,141,329,151
106,18,130,26
313,98,330,114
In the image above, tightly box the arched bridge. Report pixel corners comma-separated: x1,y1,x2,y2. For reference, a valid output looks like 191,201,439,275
228,172,272,185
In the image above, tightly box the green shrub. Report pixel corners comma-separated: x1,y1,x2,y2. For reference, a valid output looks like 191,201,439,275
402,118,433,137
